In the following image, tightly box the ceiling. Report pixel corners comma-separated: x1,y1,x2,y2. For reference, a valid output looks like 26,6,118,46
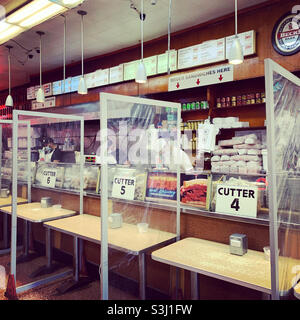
0,0,270,91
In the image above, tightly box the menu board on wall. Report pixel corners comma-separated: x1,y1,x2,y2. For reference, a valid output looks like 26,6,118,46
64,77,72,93
71,75,81,92
178,38,226,70
43,83,52,97
52,80,62,95
94,69,109,87
157,50,177,74
143,56,157,77
109,64,124,84
31,96,56,110
225,30,256,58
85,72,96,88
27,86,35,100
124,60,140,81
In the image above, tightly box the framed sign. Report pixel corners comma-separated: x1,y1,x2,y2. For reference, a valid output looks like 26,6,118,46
41,168,57,188
112,176,136,200
272,12,300,56
215,184,258,218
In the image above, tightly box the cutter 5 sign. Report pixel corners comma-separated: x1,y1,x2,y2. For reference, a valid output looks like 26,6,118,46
272,12,300,56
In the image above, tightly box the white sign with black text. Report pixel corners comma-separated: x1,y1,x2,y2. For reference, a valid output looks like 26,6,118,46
112,176,136,200
215,184,258,218
168,64,233,91
41,168,57,188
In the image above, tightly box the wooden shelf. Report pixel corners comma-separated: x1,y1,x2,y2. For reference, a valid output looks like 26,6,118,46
218,126,266,132
181,108,209,114
212,103,265,111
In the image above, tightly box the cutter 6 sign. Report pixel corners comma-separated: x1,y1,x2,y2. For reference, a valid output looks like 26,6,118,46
272,11,300,56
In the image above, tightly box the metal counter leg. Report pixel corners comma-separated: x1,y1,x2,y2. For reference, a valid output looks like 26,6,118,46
16,221,39,264
56,237,92,295
29,228,64,278
190,271,199,300
139,253,146,300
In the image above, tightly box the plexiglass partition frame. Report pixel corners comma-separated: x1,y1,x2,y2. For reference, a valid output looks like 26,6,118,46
0,120,31,256
10,110,85,294
264,59,300,300
100,92,181,300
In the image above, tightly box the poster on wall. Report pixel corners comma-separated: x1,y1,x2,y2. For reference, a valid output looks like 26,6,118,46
271,12,300,56
180,174,208,208
145,172,177,203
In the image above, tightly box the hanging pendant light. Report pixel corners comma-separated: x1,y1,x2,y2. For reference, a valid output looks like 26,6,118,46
36,31,45,103
62,14,67,93
229,0,244,65
167,0,172,75
78,10,87,94
5,45,13,107
135,0,147,83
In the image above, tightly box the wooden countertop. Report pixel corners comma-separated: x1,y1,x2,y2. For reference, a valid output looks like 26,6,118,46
152,237,300,294
0,196,27,208
1,202,77,223
44,214,176,255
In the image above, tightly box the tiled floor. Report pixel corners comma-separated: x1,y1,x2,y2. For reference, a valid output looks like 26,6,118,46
0,251,138,300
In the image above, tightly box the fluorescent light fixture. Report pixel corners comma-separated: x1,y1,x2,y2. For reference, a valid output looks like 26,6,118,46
0,26,23,41
0,0,70,46
49,0,85,8
20,3,65,28
135,62,147,83
229,36,244,65
6,0,50,24
0,21,11,33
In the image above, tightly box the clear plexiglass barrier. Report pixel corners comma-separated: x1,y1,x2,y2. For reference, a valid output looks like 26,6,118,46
265,59,300,299
9,110,84,296
100,93,181,300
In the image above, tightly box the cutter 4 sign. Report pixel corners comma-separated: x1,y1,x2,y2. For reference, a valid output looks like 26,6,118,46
272,11,300,56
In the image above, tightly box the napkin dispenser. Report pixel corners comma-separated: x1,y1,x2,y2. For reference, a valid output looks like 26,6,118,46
41,197,52,208
230,234,248,256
